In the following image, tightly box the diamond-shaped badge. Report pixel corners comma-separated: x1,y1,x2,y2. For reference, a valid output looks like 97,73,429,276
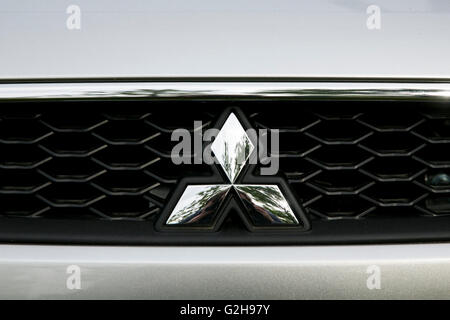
211,113,254,183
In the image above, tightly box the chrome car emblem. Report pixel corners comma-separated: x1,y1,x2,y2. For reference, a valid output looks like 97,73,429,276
210,113,254,184
158,110,309,231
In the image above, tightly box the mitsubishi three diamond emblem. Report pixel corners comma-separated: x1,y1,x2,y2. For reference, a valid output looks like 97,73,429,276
157,110,309,231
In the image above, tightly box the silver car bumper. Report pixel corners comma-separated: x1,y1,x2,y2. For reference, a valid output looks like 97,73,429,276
1,243,449,299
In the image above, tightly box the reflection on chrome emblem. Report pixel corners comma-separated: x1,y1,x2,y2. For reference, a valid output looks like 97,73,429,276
163,111,304,230
166,185,231,225
211,113,254,183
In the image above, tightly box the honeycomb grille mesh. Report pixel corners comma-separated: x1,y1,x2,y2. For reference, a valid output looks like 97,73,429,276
0,101,449,223
252,102,450,220
0,102,215,221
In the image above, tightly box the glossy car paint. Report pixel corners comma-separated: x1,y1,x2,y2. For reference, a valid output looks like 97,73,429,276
1,0,450,79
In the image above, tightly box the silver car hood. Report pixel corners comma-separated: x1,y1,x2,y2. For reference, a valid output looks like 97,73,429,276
1,0,450,80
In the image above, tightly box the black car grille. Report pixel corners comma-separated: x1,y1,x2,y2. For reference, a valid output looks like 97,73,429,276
0,101,216,221
253,103,450,220
0,99,449,244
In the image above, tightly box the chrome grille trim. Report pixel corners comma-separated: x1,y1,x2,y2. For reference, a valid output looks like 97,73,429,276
0,81,450,101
